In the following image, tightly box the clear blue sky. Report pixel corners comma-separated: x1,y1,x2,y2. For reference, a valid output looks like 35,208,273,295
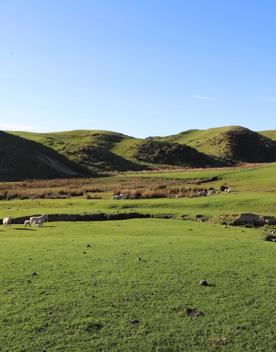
0,0,276,137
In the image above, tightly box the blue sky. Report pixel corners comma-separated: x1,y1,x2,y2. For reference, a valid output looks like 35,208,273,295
0,0,276,137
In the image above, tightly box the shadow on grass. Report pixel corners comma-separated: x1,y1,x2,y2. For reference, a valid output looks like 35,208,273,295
13,225,57,230
14,228,35,231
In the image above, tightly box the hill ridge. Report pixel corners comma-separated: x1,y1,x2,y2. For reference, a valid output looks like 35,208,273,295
2,125,275,180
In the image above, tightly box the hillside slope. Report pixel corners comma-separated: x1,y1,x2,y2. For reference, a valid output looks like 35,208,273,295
11,130,145,172
12,130,224,172
135,140,222,167
260,130,276,141
0,131,88,181
156,126,276,163
8,126,276,179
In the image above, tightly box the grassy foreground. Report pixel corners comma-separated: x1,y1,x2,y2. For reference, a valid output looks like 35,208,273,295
0,219,275,352
1,163,276,351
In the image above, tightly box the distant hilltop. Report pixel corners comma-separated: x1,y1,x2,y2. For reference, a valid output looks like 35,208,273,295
0,126,276,181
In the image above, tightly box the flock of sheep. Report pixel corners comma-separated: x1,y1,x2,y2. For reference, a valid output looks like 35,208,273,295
196,186,232,197
2,215,48,228
112,186,232,200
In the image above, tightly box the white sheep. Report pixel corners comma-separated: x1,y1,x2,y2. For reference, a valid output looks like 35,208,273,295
30,214,48,226
35,219,44,227
24,219,31,227
2,217,11,228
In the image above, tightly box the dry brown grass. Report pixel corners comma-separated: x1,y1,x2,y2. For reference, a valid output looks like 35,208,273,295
0,172,221,200
0,178,108,200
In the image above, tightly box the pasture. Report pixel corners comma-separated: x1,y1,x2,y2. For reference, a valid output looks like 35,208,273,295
0,163,276,351
0,220,275,352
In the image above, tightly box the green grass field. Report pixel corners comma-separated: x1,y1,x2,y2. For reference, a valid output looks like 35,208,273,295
0,220,275,352
0,163,276,351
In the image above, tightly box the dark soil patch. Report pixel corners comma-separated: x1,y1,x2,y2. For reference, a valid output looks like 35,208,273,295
186,308,204,317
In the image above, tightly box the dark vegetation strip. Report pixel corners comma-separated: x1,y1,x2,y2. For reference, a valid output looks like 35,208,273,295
12,212,174,224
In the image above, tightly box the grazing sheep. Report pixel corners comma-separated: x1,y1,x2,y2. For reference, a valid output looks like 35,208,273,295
112,193,129,200
112,195,122,200
24,219,31,227
2,217,11,228
207,189,216,196
35,219,45,227
197,190,207,197
30,214,47,226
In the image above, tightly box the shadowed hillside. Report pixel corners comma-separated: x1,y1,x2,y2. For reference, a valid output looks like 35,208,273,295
135,140,223,167
222,127,276,162
0,131,89,181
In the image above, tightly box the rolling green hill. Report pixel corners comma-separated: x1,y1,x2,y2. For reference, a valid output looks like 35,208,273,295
5,126,276,180
0,131,88,181
155,126,276,163
10,129,225,174
260,130,276,140
11,130,145,172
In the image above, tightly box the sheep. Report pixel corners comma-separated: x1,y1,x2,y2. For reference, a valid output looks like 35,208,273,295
35,219,44,227
30,214,48,226
207,189,216,196
197,190,207,197
24,219,31,227
112,195,122,200
112,193,129,200
2,217,11,228
120,193,129,200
